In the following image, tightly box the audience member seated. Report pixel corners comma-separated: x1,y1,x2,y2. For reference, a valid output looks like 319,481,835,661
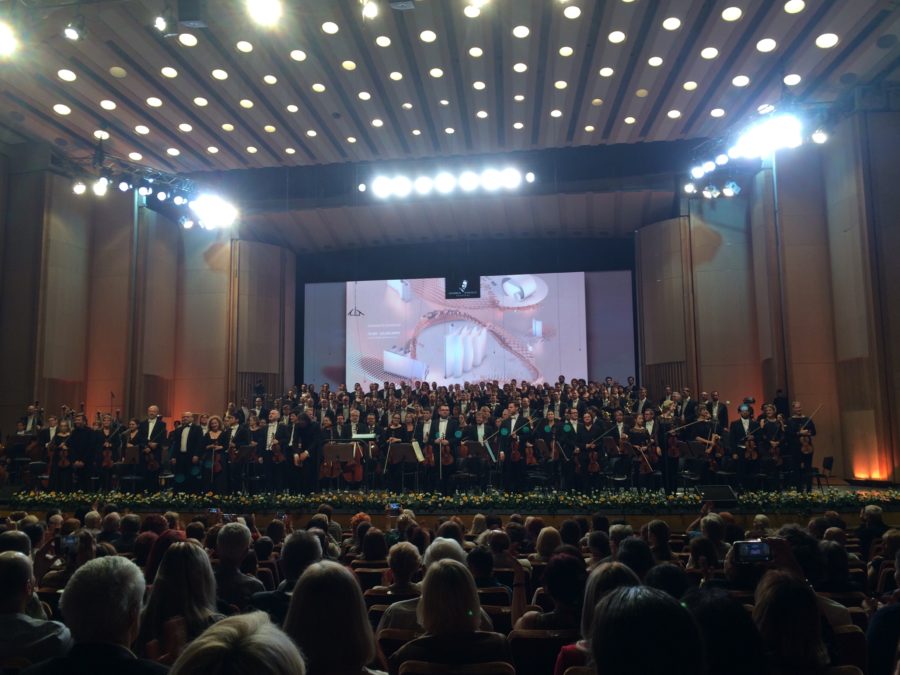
141,515,168,536
169,611,305,675
357,528,389,565
529,527,562,564
559,520,582,549
589,586,704,675
515,553,586,630
264,518,287,548
867,528,900,589
22,556,167,675
856,504,889,561
114,515,142,554
97,514,120,546
251,531,322,625
553,562,640,675
752,570,831,675
645,519,674,563
388,559,512,675
41,529,96,590
644,562,690,599
343,521,372,560
214,523,265,612
586,530,611,569
370,542,422,596
0,531,49,620
135,541,224,659
0,551,71,664
133,532,158,569
284,561,384,675
700,513,732,562
607,523,634,561
253,537,274,562
817,540,861,593
144,529,187,584
867,552,900,675
616,537,655,581
184,522,206,543
467,546,510,599
686,535,721,575
489,530,532,576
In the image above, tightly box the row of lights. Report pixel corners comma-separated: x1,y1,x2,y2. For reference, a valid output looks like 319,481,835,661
361,167,535,200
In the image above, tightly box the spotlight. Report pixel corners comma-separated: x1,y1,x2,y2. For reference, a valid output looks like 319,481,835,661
138,180,153,197
715,154,729,166
702,184,720,199
702,160,716,173
361,1,378,19
392,175,412,198
434,172,456,194
459,171,480,192
156,190,168,201
154,6,178,36
63,15,85,41
358,183,367,192
246,0,282,27
371,176,393,199
729,113,803,159
722,180,741,197
525,172,535,183
173,194,186,205
684,182,696,194
188,194,238,229
118,179,131,192
0,20,19,58
414,176,433,195
73,180,87,195
690,166,705,179
812,128,828,144
481,168,502,191
92,176,108,196
501,167,522,190
179,216,194,229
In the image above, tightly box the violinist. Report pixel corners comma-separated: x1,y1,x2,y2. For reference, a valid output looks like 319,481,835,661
122,418,142,466
67,414,94,490
262,409,284,491
577,411,602,490
729,404,760,485
432,404,459,494
611,409,628,445
318,414,341,491
462,411,492,488
225,412,248,493
760,404,785,466
365,411,385,488
276,411,300,493
47,419,72,492
340,409,366,490
37,415,59,460
658,402,680,494
555,411,578,490
94,413,121,491
203,415,228,494
293,412,321,494
707,390,729,428
138,405,167,491
500,402,529,492
170,411,203,493
786,401,817,492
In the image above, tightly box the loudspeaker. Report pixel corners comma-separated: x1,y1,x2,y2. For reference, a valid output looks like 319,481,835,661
697,485,738,505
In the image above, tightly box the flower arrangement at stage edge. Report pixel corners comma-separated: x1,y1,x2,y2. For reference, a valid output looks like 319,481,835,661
8,488,900,514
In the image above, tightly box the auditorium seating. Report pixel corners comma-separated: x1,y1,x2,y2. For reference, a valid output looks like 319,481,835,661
399,661,515,675
508,629,580,675
832,624,867,673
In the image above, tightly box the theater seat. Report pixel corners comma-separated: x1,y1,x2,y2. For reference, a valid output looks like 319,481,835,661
477,587,511,607
377,628,420,660
482,605,512,635
824,667,863,675
398,660,515,675
355,568,388,591
364,589,420,609
508,629,580,675
563,667,594,675
255,567,275,591
831,624,867,673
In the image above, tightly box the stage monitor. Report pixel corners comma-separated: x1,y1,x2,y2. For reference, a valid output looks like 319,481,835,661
445,275,481,300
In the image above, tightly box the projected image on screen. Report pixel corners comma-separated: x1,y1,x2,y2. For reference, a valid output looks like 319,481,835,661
345,274,588,387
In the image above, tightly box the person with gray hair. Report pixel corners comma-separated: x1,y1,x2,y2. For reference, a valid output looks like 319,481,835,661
21,556,166,675
0,551,71,665
214,523,264,611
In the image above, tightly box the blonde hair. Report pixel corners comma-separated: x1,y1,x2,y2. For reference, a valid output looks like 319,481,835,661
388,542,422,583
284,561,374,672
536,526,562,560
170,611,304,675
469,514,487,536
418,558,480,634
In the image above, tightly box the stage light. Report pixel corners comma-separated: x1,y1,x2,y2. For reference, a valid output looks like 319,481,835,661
702,160,715,173
434,172,456,194
812,128,828,144
684,182,697,194
371,176,393,199
729,113,803,159
501,167,522,189
722,181,741,197
459,171,479,192
246,0,282,27
118,179,131,192
0,20,19,57
358,183,367,192
701,184,720,199
172,194,187,205
481,168,502,191
525,172,535,183
156,190,168,202
361,1,378,19
690,166,705,179
179,216,194,229
392,175,412,198
73,180,87,195
154,6,177,35
189,194,238,229
715,154,729,166
414,176,433,195
92,176,108,196
63,15,85,41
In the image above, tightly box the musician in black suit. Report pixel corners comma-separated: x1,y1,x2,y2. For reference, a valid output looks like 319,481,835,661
707,391,729,429
68,414,94,490
500,402,530,492
681,388,699,424
634,388,654,417
37,415,59,458
93,414,121,491
786,401,817,492
293,413,323,494
138,405,167,491
169,412,203,493
275,411,300,492
462,411,495,488
431,404,459,494
729,404,761,487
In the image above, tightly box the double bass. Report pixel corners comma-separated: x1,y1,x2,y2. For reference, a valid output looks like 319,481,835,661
342,442,364,483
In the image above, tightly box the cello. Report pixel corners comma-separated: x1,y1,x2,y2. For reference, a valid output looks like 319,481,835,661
342,442,364,484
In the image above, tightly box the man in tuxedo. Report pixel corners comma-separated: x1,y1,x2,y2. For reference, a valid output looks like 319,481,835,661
786,401,817,492
250,397,268,422
431,404,459,493
707,390,729,429
293,413,322,494
659,386,673,407
729,404,760,488
64,414,94,492
681,388,699,423
169,412,203,492
19,404,42,434
274,411,299,493
37,416,59,455
500,402,530,492
138,405,167,492
634,387,653,416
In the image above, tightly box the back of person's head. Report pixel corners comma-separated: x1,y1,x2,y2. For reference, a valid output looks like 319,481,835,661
423,537,466,568
409,526,431,555
591,514,610,534
559,519,582,547
306,513,329,533
145,529,187,583
536,527,562,559
616,537,655,580
777,524,824,584
807,517,828,540
819,540,850,585
588,530,611,559
284,561,373,673
264,519,287,545
688,536,719,569
280,531,323,582
608,523,634,548
752,514,770,532
581,562,640,638
646,520,671,548
863,504,884,525
591,586,704,675
419,558,480,634
133,531,158,567
881,528,900,558
466,546,494,579
349,512,371,534
388,542,421,584
436,520,464,545
185,521,206,542
644,563,689,600
121,514,141,535
823,527,847,545
505,522,526,548
361,527,388,560
253,536,274,562
316,503,334,520
0,551,33,613
753,570,828,671
60,556,145,646
22,523,44,552
525,516,545,541
469,513,487,535
101,512,120,534
682,587,766,675
544,553,588,610
355,520,372,544
142,514,168,535
485,515,502,530
217,523,252,565
61,518,81,536
700,513,725,542
170,611,305,675
488,530,511,554
164,512,180,530
0,530,31,556
83,511,101,530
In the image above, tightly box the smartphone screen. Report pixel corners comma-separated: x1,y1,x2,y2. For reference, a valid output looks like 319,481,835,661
735,540,772,563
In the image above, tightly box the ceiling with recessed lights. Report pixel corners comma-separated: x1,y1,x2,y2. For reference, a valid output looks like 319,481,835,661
1,0,898,177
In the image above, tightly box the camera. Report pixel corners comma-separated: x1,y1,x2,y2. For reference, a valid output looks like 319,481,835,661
733,540,772,563
386,502,401,517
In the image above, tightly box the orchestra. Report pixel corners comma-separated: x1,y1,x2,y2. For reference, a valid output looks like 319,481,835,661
1,376,820,496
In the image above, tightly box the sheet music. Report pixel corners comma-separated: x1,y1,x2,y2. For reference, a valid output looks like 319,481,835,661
411,440,425,462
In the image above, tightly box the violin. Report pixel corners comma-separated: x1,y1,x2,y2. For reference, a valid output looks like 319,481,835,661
57,438,71,469
587,446,600,474
636,444,655,475
209,437,224,475
101,435,114,469
524,444,538,466
666,432,681,459
440,437,454,466
744,436,759,461
423,443,435,468
271,438,286,464
800,434,814,455
509,437,522,463
319,429,343,480
145,445,160,472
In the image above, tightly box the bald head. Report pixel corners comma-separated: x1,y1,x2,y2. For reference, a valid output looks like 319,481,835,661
0,530,32,556
0,551,33,613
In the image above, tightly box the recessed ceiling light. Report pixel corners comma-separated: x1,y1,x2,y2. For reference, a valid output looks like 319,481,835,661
636,88,648,97
347,136,357,143
412,129,421,136
390,71,403,81
721,6,742,21
100,99,117,110
476,110,488,119
783,73,802,86
358,91,371,100
732,74,750,87
756,38,777,52
648,56,663,67
306,130,317,137
263,74,277,84
599,67,614,77
513,122,524,130
135,125,150,134
372,118,383,127
240,99,254,108
178,33,197,47
58,69,76,81
342,60,356,71
591,98,603,106
212,69,228,80
322,21,339,34
584,125,595,132
93,129,110,140
550,109,562,118
816,33,839,49
128,152,142,161
420,30,437,43
429,67,443,78
624,116,636,124
166,147,180,156
662,17,681,30
311,83,325,93
608,31,626,43
290,49,307,61
287,104,299,112
513,25,530,38
784,0,805,13
193,96,208,107
554,81,567,90
439,99,449,106
445,127,454,134
513,62,527,72
514,94,525,101
701,47,719,59
757,103,775,114
246,146,257,153
563,5,582,19
207,146,218,154
710,108,725,117
559,46,573,57
222,123,234,131
473,81,486,90
683,81,698,91
109,66,127,78
667,110,681,119
469,46,483,57
236,40,253,52
401,102,413,110
178,123,193,132
161,66,178,78
376,35,391,47
146,97,162,107
264,124,276,133
285,147,296,154
464,4,480,17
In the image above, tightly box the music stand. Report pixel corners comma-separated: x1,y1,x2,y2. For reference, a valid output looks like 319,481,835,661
323,442,355,463
234,445,257,494
384,443,419,492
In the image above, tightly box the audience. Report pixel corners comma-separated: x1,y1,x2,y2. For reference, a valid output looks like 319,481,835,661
644,562,690,599
115,515,142,554
530,526,562,563
371,542,422,595
516,553,586,630
868,552,900,675
616,536,655,581
251,530,322,625
214,523,265,611
586,530,611,569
